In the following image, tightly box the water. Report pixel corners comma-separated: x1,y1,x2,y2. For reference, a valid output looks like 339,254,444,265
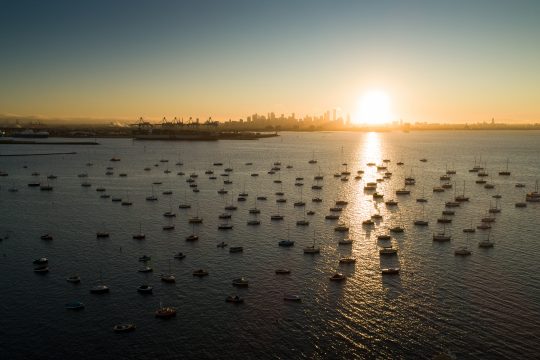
1,131,539,359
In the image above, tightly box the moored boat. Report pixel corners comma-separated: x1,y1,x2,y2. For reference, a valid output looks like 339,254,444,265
33,265,49,273
525,181,540,202
33,257,48,265
66,275,81,283
381,267,400,275
338,238,353,245
137,284,153,294
90,284,109,294
329,273,346,281
113,324,136,333
226,295,244,303
379,246,397,255
454,247,472,256
155,306,176,318
278,239,294,247
232,277,249,287
275,269,291,274
192,269,209,277
229,246,243,253
65,301,85,310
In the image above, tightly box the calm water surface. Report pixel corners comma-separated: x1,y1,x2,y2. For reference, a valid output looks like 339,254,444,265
1,131,539,359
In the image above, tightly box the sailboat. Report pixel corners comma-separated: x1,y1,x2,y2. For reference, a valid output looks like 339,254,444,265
132,222,145,240
498,159,511,176
312,178,323,190
334,222,349,232
455,232,472,256
446,162,456,175
308,151,317,164
379,245,398,255
293,187,305,207
218,217,233,230
478,231,494,248
189,204,203,223
275,182,285,198
178,190,191,209
396,187,411,195
455,181,470,202
362,214,375,226
341,163,351,176
224,160,234,172
249,196,260,214
370,203,383,220
437,213,452,224
339,237,354,245
314,166,324,180
488,199,501,213
389,215,404,233
525,180,540,202
155,302,176,318
160,260,175,283
469,156,483,172
414,204,429,226
247,197,261,225
433,223,451,241
121,192,133,206
185,223,199,241
296,208,309,226
271,203,284,220
303,229,320,253
81,176,92,187
239,181,248,197
477,162,489,177
175,150,183,166
40,177,53,191
463,220,476,233
381,267,400,275
278,227,294,247
163,199,176,217
90,271,109,294
162,217,175,231
146,185,158,201
224,192,238,210
96,223,110,238
416,186,427,203
138,258,153,273
404,168,416,185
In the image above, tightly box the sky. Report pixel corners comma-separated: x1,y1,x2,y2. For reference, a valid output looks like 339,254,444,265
1,0,540,123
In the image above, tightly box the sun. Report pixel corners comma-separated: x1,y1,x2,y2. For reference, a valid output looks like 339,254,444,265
354,90,393,125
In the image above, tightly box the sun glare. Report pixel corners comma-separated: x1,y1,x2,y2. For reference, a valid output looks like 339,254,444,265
354,90,393,125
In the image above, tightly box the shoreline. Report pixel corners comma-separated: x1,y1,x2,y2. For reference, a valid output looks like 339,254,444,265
1,127,539,143
0,139,98,145
0,151,78,156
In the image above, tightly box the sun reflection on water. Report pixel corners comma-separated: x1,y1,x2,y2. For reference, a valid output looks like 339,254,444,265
361,132,382,166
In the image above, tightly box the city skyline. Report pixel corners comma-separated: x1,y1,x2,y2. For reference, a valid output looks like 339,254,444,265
2,0,540,123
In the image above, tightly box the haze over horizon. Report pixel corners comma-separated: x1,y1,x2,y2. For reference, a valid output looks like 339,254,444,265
1,0,540,124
